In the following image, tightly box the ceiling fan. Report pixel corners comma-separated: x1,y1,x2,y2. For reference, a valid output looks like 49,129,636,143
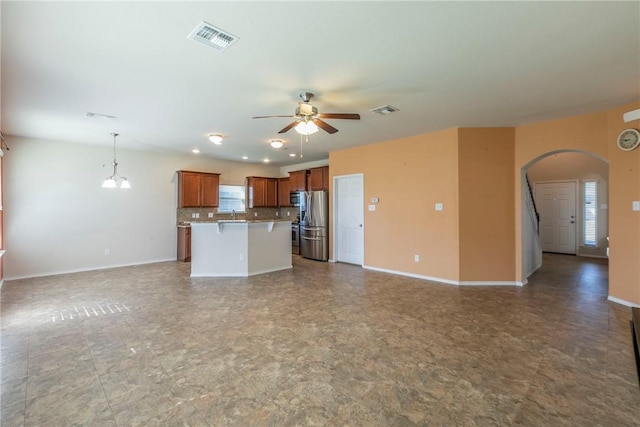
252,91,360,135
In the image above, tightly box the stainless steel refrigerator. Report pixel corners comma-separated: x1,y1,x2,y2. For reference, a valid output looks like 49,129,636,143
299,190,329,261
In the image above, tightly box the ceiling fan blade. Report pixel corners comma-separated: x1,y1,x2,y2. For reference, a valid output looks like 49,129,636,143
278,121,300,134
317,113,360,120
314,119,339,134
252,115,294,119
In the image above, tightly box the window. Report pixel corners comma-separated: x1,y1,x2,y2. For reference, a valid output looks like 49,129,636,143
583,181,597,246
217,185,245,213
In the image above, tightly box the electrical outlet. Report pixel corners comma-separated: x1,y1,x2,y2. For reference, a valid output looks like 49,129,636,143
287,211,290,216
239,254,245,261
435,203,443,211
414,254,419,262
254,212,258,217
276,212,279,217
208,212,214,218
195,213,200,219
633,201,640,211
191,213,196,219
104,249,111,256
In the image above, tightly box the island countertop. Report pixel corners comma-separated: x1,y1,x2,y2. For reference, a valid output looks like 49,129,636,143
178,219,291,226
190,220,292,277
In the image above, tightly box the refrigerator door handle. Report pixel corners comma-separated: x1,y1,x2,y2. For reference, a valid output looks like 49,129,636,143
302,236,322,241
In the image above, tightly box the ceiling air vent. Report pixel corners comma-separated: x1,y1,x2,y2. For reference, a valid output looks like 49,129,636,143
187,21,238,52
370,105,399,115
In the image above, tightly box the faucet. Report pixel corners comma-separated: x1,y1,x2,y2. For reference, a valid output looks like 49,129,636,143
232,210,236,220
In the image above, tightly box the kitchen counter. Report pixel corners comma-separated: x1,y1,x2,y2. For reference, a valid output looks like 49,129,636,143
178,219,291,226
190,221,292,277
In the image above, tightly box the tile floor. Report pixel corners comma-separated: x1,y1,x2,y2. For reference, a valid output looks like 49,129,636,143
1,254,638,426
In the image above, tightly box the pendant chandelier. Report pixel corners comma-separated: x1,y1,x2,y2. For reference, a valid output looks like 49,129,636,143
102,133,130,189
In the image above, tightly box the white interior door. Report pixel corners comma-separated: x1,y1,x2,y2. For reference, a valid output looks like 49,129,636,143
334,174,364,265
535,181,577,254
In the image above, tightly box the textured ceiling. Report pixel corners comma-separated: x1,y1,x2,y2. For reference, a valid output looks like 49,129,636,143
2,1,639,165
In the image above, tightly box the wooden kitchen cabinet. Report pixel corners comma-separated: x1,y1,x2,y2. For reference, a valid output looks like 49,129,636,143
308,166,329,191
177,226,191,262
289,170,307,192
278,178,290,207
246,177,278,208
177,171,220,208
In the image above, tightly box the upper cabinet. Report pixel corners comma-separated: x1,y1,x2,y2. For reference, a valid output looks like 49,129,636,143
289,170,307,192
178,171,220,208
246,177,278,208
308,166,329,191
278,178,290,207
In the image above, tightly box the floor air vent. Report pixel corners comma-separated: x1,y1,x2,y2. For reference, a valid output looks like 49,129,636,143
188,21,238,52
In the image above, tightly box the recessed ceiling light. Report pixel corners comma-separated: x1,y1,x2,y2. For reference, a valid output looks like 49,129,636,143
289,153,296,157
242,156,248,160
192,148,200,154
269,139,284,149
263,158,270,163
208,134,223,144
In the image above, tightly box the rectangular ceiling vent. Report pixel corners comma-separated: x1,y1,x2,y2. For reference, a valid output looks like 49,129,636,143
188,21,238,52
370,105,399,115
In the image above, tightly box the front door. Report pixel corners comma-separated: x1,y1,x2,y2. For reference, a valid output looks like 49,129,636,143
535,181,577,254
334,174,364,265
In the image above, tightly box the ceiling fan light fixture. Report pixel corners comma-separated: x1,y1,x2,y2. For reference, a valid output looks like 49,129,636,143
269,139,284,149
208,134,223,144
295,121,319,135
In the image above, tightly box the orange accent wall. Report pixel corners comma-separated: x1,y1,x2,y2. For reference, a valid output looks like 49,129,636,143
330,128,461,282
513,104,640,304
330,103,640,304
458,128,515,281
607,103,640,304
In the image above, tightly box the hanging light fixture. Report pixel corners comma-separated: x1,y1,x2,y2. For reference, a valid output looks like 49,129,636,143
102,133,130,189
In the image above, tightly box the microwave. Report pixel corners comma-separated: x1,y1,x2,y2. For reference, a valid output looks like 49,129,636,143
289,192,300,206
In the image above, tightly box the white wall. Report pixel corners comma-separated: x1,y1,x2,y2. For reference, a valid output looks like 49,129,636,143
3,136,280,279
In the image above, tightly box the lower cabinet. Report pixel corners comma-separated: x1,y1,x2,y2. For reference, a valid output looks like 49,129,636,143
177,226,191,262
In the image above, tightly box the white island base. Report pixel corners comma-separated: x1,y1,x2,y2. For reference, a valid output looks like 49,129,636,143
190,221,292,277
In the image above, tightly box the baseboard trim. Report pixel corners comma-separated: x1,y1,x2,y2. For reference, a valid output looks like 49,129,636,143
363,265,459,286
459,280,525,287
363,265,526,287
4,258,177,281
608,296,640,308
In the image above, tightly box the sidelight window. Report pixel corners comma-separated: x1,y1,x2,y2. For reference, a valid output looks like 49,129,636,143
583,181,597,246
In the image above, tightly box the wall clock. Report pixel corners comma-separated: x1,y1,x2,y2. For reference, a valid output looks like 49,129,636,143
617,128,640,151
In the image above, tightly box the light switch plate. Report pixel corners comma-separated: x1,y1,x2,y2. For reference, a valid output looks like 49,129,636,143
435,203,443,211
368,205,376,211
633,201,640,211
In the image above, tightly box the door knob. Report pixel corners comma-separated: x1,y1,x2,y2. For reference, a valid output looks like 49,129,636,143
570,221,575,224
359,224,363,227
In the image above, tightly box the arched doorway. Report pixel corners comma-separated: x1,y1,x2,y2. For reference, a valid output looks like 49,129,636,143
521,149,609,284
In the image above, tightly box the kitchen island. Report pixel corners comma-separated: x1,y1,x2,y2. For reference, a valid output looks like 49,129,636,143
190,220,292,277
